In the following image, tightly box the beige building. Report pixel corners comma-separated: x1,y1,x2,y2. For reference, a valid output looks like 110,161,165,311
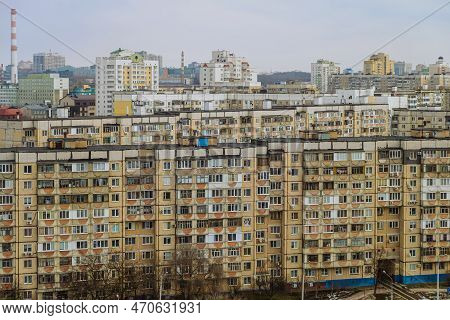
363,53,395,75
391,109,449,136
0,104,391,149
1,137,450,299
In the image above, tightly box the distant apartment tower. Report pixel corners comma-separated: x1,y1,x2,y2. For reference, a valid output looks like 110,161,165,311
96,48,159,116
394,61,412,76
429,56,449,75
311,59,340,93
200,50,260,88
363,53,394,75
32,52,66,72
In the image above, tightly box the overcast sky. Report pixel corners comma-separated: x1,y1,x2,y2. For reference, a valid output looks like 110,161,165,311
0,0,448,72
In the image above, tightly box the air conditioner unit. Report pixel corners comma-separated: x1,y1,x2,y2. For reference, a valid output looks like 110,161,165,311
26,221,32,225
25,205,31,209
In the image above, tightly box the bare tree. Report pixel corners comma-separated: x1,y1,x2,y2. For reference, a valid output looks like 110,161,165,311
254,262,286,298
66,255,157,300
372,247,387,296
0,281,20,300
172,245,225,299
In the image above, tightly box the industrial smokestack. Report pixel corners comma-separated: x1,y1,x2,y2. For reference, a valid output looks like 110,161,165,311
11,8,18,84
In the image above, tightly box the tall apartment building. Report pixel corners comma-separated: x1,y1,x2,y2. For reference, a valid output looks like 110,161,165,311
363,53,394,75
113,92,316,115
200,50,260,88
0,137,449,299
96,49,159,116
0,104,391,148
18,74,69,105
311,59,340,93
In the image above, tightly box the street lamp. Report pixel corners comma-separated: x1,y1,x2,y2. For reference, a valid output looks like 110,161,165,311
382,270,394,300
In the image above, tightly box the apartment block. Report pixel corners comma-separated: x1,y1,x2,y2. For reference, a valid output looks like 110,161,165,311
32,52,66,73
113,92,315,115
96,49,159,116
0,104,390,149
363,53,394,75
1,137,450,299
392,109,450,137
329,74,450,93
311,59,340,93
199,50,260,88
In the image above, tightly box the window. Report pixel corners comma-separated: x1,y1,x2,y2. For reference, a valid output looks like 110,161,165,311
111,178,120,187
24,275,32,285
0,164,13,173
93,162,109,171
23,197,32,206
350,267,360,275
111,209,119,217
23,181,32,189
163,162,171,170
388,235,399,243
23,260,32,268
0,195,13,205
334,153,348,161
24,165,32,174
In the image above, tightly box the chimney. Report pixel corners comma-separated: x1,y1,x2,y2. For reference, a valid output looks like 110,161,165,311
11,9,18,84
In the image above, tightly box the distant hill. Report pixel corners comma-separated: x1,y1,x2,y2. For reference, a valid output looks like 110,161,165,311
258,71,311,86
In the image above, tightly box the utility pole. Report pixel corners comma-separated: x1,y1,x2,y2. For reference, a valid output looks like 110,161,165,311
301,254,305,300
436,216,440,300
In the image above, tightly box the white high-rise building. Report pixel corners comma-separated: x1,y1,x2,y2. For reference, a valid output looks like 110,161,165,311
311,59,340,93
200,50,260,88
96,48,159,116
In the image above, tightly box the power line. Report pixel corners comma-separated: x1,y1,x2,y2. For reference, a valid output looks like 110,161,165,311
351,1,450,69
0,0,97,66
